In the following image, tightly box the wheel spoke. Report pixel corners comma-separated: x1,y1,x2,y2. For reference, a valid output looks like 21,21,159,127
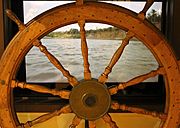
76,0,84,5
111,102,167,121
6,9,25,31
138,0,154,19
78,20,91,80
102,113,118,128
19,105,72,127
69,116,82,128
11,80,70,99
89,121,96,128
109,67,165,95
98,31,134,84
33,40,79,86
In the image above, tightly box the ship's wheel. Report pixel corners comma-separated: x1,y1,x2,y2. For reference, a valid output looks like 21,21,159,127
0,0,179,128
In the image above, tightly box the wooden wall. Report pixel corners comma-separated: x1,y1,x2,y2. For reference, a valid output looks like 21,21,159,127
0,0,4,58
171,0,180,60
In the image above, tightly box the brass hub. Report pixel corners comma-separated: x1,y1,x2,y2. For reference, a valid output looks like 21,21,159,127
69,79,111,120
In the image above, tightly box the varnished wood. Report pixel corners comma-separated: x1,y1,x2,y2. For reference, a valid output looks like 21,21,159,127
111,102,167,121
98,31,134,84
138,0,154,20
69,116,82,128
141,0,154,14
6,9,25,31
89,121,96,128
109,67,165,95
102,114,118,128
33,40,79,87
19,105,71,128
11,80,70,99
78,20,91,80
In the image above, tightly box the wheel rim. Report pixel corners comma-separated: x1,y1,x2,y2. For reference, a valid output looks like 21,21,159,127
0,1,179,128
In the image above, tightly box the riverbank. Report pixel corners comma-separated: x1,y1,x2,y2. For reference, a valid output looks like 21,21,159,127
47,27,127,40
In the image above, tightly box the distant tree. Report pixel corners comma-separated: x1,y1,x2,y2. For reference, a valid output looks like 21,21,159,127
147,9,161,29
147,9,161,23
68,28,79,34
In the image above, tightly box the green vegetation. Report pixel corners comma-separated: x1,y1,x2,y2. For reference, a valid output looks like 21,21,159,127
48,28,81,39
47,27,126,40
147,9,161,29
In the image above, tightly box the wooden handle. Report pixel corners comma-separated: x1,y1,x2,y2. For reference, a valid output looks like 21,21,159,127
138,0,154,20
6,9,25,30
78,20,91,80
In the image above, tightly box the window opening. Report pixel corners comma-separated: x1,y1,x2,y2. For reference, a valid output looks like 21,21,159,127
24,1,162,83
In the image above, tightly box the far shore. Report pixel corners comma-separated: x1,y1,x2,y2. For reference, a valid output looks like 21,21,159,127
44,26,139,41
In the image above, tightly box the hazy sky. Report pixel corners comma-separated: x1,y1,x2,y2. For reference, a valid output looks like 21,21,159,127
23,1,162,31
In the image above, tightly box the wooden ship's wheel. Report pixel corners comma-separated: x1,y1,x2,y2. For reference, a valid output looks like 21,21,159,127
0,0,179,127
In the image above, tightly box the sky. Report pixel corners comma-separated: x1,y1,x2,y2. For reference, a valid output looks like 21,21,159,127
23,1,162,31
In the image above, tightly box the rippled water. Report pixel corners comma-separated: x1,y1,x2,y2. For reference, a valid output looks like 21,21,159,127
26,38,158,83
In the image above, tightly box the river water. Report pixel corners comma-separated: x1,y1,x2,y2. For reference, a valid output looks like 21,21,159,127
26,38,158,83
